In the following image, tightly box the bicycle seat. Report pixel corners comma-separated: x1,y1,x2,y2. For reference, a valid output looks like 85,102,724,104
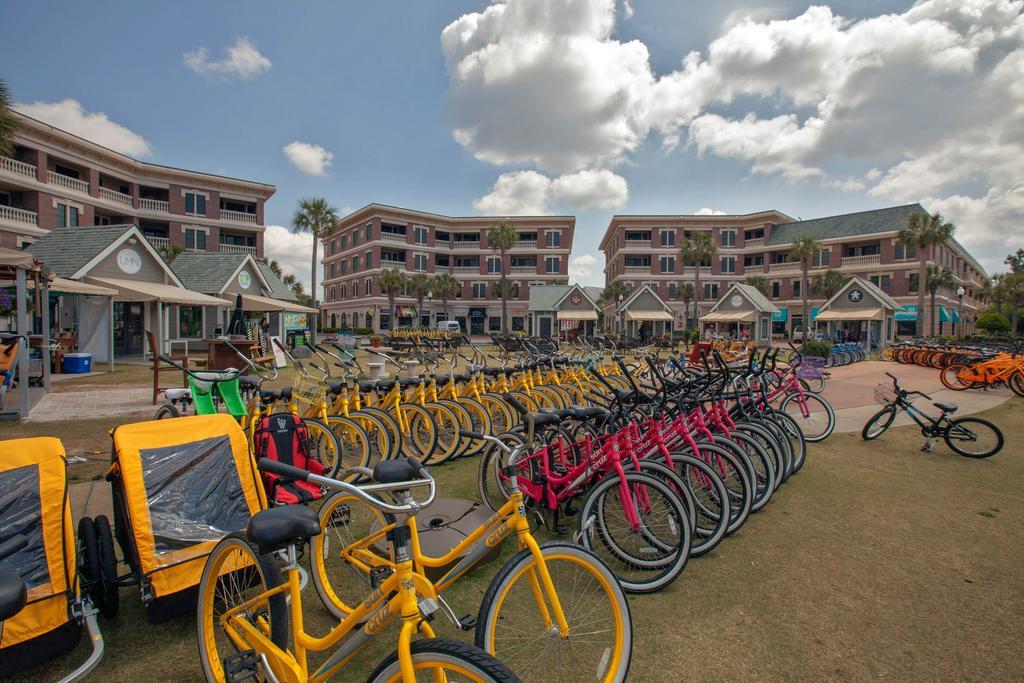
280,387,293,402
482,367,502,376
399,377,422,387
538,407,574,420
164,387,190,401
372,458,421,484
0,568,26,621
934,402,958,413
246,505,321,551
569,406,610,421
375,380,397,391
239,375,260,388
357,380,378,392
527,411,562,428
327,379,346,394
259,388,280,402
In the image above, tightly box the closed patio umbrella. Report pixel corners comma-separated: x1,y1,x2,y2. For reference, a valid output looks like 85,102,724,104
228,293,247,335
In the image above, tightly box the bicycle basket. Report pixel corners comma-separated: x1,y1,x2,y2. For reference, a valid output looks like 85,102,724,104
292,374,326,408
796,356,826,379
873,384,899,405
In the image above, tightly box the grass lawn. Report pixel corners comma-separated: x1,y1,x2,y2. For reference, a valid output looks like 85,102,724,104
7,385,1024,681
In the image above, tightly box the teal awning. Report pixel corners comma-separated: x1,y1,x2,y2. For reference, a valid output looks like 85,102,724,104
772,307,788,322
810,307,820,321
895,305,918,321
952,308,961,323
939,306,952,323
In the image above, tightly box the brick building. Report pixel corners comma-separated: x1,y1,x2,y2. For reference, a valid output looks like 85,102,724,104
320,204,574,334
601,204,987,337
0,111,275,256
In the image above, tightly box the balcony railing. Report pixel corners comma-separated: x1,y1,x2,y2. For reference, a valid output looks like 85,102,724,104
99,186,133,208
0,205,38,226
47,171,89,194
452,266,479,274
683,266,713,275
452,242,481,250
513,240,538,249
139,198,170,213
380,258,407,267
220,243,256,254
841,254,882,268
221,209,258,224
744,237,765,248
1,155,37,179
145,236,170,249
624,265,652,274
380,232,407,243
768,262,802,274
510,265,536,274
623,240,652,249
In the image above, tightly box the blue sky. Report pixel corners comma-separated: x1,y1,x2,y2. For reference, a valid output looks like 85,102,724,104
3,0,1020,289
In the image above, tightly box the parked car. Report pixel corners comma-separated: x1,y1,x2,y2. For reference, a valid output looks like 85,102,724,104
436,320,462,333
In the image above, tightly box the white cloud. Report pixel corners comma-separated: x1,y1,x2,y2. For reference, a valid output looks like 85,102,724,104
184,37,271,80
283,140,334,176
14,99,151,156
694,207,726,216
443,0,1024,273
474,168,628,214
263,225,319,295
621,0,635,20
569,253,598,281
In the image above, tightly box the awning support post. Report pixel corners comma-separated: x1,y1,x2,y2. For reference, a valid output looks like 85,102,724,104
41,279,50,391
16,267,29,419
108,296,115,372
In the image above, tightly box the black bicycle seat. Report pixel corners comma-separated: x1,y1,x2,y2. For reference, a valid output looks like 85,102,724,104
538,407,574,420
528,411,562,428
327,379,347,394
246,505,321,551
569,406,610,421
239,375,260,388
357,380,378,392
372,458,421,484
375,380,397,392
259,388,280,402
934,402,958,413
398,377,422,388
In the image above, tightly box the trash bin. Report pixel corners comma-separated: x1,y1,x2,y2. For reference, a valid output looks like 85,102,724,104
62,353,92,374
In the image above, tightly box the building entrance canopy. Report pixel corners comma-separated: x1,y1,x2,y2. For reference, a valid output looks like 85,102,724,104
700,310,756,322
239,293,317,313
625,310,673,322
556,310,597,321
88,277,231,306
814,307,883,321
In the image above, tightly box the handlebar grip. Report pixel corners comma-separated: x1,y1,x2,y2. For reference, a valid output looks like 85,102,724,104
258,458,311,482
503,393,528,416
0,534,28,561
458,429,486,440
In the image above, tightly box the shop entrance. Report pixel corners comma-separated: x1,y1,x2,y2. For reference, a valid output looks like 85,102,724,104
113,301,144,356
469,308,486,335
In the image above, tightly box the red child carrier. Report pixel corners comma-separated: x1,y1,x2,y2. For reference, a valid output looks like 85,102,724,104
253,413,325,505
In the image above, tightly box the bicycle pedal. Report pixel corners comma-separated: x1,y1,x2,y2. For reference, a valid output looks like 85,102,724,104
555,523,570,535
370,566,393,589
457,614,477,631
222,650,259,682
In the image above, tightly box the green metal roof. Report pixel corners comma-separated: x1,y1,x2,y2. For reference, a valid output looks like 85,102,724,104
25,224,138,278
255,260,298,302
528,285,573,311
768,204,927,246
170,251,249,293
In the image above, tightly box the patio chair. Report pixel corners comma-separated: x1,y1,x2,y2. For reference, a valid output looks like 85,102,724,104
146,330,189,405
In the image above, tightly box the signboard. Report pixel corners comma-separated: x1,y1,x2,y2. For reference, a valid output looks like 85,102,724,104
848,288,864,303
560,319,579,330
270,335,287,368
116,248,143,274
570,293,583,305
730,295,743,307
283,312,308,331
238,271,252,289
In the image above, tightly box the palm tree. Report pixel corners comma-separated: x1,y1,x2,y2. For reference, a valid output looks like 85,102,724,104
292,197,339,341
811,269,850,299
600,281,630,332
677,283,695,328
156,243,184,264
1002,272,1024,335
408,273,432,328
262,258,283,278
378,269,408,332
679,231,717,318
925,265,956,336
899,211,955,338
487,222,519,334
432,273,461,321
0,78,17,157
743,276,769,296
790,235,822,343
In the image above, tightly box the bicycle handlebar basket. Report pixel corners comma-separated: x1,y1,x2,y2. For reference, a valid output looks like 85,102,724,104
292,374,327,409
796,356,826,379
873,383,905,405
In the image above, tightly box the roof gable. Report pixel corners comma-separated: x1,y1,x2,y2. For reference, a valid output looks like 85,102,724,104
819,276,902,312
709,282,779,314
621,285,673,314
171,252,271,294
27,224,183,285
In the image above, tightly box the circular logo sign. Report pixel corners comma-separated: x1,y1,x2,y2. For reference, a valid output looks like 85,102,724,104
848,289,864,303
238,271,252,289
116,248,142,274
570,293,582,305
730,295,743,307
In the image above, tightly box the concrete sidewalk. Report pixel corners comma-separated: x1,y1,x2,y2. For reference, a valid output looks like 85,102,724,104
26,387,155,422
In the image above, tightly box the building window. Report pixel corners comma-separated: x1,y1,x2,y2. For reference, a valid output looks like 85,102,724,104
660,230,675,247
870,274,891,293
340,260,347,275
744,254,764,267
487,256,502,274
488,316,502,332
184,227,207,250
184,192,206,216
704,283,719,299
744,228,765,240
894,243,917,260
414,226,428,244
668,282,678,299
365,277,372,295
771,281,780,298
340,234,348,250
909,273,920,293
720,256,736,273
366,224,373,241
435,253,450,268
472,283,487,299
340,284,347,299
365,251,373,269
659,256,675,273
793,281,801,297
545,231,561,247
353,255,360,271
353,230,360,247
812,249,830,267
720,230,736,247
179,306,203,337
55,202,79,227
545,256,560,273
413,254,427,271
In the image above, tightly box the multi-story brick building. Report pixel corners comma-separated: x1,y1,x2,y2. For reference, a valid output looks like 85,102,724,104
320,204,574,334
601,204,987,337
0,111,275,255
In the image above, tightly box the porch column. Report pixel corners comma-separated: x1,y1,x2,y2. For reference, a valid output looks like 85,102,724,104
108,297,115,371
156,301,163,357
41,279,50,391
16,268,29,418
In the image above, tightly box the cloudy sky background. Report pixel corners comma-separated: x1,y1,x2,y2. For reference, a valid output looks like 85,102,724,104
3,0,1021,291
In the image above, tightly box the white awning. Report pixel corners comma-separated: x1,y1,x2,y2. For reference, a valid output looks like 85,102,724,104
45,277,118,296
239,293,317,313
701,310,756,322
814,307,883,321
625,310,673,322
88,277,231,306
556,309,598,321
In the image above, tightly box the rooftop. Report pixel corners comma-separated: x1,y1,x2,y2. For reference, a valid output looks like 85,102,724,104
25,224,139,278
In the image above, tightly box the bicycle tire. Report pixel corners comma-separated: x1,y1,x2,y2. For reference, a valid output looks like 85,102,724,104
321,416,369,478
944,417,1004,458
861,405,897,440
367,638,521,683
93,515,120,618
666,453,730,556
154,403,180,419
778,392,835,442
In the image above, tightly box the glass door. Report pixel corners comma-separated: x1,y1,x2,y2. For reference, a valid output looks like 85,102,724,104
113,302,145,355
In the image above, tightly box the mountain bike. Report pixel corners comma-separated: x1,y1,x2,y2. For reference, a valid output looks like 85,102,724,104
196,456,520,682
862,372,1004,457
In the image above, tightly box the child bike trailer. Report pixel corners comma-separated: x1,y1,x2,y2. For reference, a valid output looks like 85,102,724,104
0,437,104,679
106,414,267,623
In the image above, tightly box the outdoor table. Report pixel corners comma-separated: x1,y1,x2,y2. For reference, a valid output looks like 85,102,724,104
205,337,259,371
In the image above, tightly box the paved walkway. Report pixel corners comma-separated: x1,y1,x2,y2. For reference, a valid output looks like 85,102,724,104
25,386,154,423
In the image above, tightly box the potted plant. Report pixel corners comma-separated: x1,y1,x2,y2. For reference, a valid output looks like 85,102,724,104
370,335,382,348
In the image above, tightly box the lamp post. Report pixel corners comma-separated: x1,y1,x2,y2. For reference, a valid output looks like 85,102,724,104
956,285,965,337
426,291,433,329
617,293,625,337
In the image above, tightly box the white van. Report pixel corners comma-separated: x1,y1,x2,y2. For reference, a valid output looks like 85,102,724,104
436,320,462,333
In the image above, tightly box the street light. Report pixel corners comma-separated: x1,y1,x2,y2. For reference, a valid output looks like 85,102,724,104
426,291,433,329
617,293,624,336
956,285,965,337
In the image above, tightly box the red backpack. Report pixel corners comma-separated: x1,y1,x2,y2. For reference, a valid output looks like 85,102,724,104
253,413,325,505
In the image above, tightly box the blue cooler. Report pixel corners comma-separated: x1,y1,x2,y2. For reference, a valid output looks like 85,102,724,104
62,353,92,374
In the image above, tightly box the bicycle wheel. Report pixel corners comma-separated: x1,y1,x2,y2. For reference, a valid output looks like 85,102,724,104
360,406,404,458
1009,370,1024,398
303,417,346,478
323,416,370,479
677,441,753,534
479,393,515,434
861,406,897,440
667,453,730,557
457,398,494,457
577,470,690,593
939,365,971,391
778,392,835,442
943,417,1004,458
349,410,395,467
767,411,807,475
197,534,288,683
475,541,632,683
423,402,463,465
476,432,526,512
399,403,440,461
723,431,776,512
367,638,520,682
154,403,180,419
435,399,475,462
310,490,392,620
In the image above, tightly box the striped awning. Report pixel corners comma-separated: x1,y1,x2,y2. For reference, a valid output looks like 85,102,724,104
395,305,417,317
701,310,756,322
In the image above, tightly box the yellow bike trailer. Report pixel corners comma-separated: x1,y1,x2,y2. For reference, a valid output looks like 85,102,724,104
106,414,267,623
0,437,104,679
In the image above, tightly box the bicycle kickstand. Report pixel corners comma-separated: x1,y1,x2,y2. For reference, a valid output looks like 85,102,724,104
920,438,935,453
